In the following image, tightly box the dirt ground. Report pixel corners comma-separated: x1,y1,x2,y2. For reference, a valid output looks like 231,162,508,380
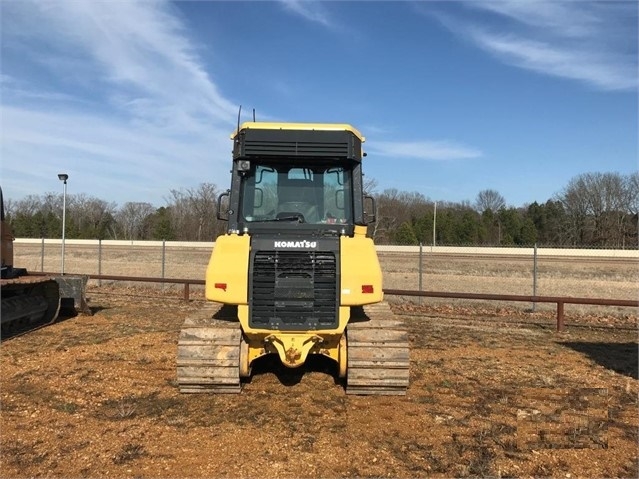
1,289,637,479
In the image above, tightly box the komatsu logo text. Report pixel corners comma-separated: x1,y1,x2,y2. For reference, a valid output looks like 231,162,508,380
274,240,317,249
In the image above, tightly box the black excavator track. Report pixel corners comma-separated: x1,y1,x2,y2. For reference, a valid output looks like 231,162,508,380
1,277,61,338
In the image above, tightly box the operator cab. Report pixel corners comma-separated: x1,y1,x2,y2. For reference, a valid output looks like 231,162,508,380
220,122,374,237
242,165,351,226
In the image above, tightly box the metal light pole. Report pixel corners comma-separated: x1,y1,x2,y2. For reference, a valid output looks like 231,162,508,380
58,173,68,274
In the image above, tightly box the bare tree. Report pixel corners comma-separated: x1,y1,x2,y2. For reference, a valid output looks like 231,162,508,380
557,172,635,247
166,183,219,241
475,189,506,213
625,171,638,247
372,189,431,244
627,171,639,215
3,197,14,218
68,194,117,238
373,189,403,244
363,176,378,196
116,202,155,240
12,195,41,216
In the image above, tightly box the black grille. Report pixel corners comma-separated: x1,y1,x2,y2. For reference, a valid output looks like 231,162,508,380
250,250,338,330
234,129,362,161
243,140,350,158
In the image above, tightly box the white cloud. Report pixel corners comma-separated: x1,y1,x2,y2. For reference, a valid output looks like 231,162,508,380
0,0,240,205
2,0,240,127
469,29,636,91
1,105,231,206
469,1,600,38
277,0,335,28
426,0,637,91
367,140,482,161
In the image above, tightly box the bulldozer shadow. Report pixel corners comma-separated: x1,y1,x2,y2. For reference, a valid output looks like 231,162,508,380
1,304,81,342
1,297,102,342
247,353,343,388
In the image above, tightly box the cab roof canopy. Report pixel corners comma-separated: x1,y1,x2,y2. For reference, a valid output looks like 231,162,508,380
232,122,365,161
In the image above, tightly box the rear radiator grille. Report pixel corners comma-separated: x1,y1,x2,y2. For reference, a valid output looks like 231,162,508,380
250,251,337,329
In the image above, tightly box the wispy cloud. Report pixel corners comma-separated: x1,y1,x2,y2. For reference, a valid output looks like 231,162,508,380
424,0,637,91
277,0,335,28
5,1,239,126
1,0,238,205
367,140,482,161
468,29,635,91
2,105,230,206
470,1,601,37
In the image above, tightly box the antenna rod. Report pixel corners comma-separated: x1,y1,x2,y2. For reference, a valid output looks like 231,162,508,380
252,108,256,122
237,105,242,132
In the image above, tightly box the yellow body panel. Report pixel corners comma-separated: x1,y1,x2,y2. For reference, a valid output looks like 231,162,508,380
205,234,250,304
231,121,366,143
239,328,347,377
238,304,351,371
205,225,381,371
232,121,365,142
339,225,384,305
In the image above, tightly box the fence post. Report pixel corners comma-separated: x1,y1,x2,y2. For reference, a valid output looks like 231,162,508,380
161,239,166,290
98,239,102,287
532,243,538,312
41,238,45,272
556,301,565,332
418,242,423,305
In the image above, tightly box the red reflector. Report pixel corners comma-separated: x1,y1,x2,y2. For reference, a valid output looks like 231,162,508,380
214,283,227,291
362,285,374,294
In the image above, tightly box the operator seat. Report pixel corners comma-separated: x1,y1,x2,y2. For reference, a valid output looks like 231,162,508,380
277,180,320,223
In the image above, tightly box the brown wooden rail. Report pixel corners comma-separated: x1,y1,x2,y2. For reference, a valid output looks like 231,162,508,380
384,289,638,332
33,272,638,332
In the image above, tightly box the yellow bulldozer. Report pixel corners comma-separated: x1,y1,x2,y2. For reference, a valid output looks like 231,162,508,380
177,122,409,395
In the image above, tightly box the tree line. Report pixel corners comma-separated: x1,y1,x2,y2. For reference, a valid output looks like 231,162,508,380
5,183,225,243
5,172,638,248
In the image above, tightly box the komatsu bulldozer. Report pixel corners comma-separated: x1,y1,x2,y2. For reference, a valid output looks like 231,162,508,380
177,122,409,395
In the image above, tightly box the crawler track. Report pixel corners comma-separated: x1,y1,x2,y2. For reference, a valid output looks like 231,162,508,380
346,302,410,395
177,301,410,395
176,303,242,393
1,277,60,340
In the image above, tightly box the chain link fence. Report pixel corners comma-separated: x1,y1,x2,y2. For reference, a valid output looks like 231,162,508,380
13,239,639,315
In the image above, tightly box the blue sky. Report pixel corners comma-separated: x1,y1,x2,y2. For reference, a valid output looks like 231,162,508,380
1,0,637,208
